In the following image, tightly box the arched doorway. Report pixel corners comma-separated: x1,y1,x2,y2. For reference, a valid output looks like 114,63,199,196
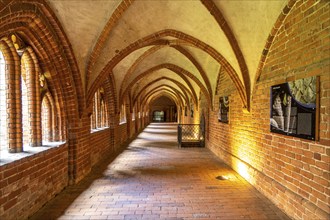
153,111,165,122
150,96,177,122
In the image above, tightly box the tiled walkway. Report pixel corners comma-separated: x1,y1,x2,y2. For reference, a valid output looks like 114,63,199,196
30,123,290,220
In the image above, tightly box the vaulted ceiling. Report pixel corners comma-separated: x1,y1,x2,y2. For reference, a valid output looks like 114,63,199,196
47,0,287,109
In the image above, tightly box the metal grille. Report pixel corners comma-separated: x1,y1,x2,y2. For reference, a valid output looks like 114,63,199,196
178,124,204,148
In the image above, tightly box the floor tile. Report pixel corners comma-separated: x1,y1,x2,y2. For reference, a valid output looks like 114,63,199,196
30,123,290,220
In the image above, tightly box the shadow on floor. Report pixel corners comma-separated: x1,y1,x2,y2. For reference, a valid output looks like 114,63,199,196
29,146,127,220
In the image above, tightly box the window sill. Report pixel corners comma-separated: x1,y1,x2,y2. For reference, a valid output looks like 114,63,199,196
119,122,127,125
90,127,109,133
0,141,66,167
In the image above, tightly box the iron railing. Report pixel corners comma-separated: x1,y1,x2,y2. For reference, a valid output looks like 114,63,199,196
178,124,204,148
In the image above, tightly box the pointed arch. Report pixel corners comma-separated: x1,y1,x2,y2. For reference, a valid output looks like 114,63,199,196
119,44,212,104
120,63,208,108
140,85,186,108
141,87,183,109
0,37,22,152
253,0,297,96
21,47,42,146
88,29,247,109
201,0,250,110
86,0,134,87
132,77,195,108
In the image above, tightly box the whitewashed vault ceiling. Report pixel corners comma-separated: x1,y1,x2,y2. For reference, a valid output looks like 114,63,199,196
47,0,287,109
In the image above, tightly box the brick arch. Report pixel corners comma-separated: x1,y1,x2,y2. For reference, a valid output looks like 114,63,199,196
139,84,186,109
119,45,212,104
85,1,247,108
0,37,22,152
119,45,165,97
201,0,250,110
120,63,209,108
41,91,59,142
131,70,198,111
88,75,117,127
41,92,53,142
4,28,67,132
142,87,181,106
1,1,85,182
5,27,71,144
143,89,182,110
171,45,213,103
132,77,194,106
147,92,180,122
0,1,84,119
41,94,51,141
135,76,197,106
253,0,296,95
132,77,193,108
86,0,134,87
21,47,42,146
149,93,180,109
88,29,247,109
131,75,196,104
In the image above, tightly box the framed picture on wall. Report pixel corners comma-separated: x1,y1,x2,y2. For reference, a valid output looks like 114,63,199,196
270,76,318,140
218,96,229,123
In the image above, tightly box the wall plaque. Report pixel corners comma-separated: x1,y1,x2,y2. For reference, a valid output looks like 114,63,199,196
218,96,229,123
270,76,318,140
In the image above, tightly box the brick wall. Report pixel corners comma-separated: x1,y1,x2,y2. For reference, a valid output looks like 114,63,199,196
90,128,113,166
117,123,129,146
67,116,92,184
0,144,68,220
205,1,329,219
181,105,196,124
1,1,327,220
0,1,149,219
131,119,137,138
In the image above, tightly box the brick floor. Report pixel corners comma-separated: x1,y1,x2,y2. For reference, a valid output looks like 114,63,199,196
30,123,291,220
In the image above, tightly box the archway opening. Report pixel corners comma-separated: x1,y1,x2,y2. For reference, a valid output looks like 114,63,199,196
21,56,30,147
153,111,164,122
41,97,51,142
150,96,177,122
0,50,7,152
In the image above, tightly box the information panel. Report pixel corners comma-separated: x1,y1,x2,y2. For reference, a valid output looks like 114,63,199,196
270,76,317,140
218,96,229,123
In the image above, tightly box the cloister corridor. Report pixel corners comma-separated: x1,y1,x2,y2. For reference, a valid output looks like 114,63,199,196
30,123,290,220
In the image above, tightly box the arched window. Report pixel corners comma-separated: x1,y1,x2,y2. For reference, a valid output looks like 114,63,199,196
0,50,7,152
119,103,126,124
132,107,135,121
41,96,51,142
21,56,30,147
0,36,61,154
91,87,109,131
41,86,58,144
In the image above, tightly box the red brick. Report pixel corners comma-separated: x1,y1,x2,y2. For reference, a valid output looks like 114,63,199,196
315,161,330,170
3,167,17,178
313,153,321,160
3,198,17,211
310,144,325,154
0,1,328,220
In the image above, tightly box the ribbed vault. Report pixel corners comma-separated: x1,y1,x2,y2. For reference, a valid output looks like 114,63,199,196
46,0,288,113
